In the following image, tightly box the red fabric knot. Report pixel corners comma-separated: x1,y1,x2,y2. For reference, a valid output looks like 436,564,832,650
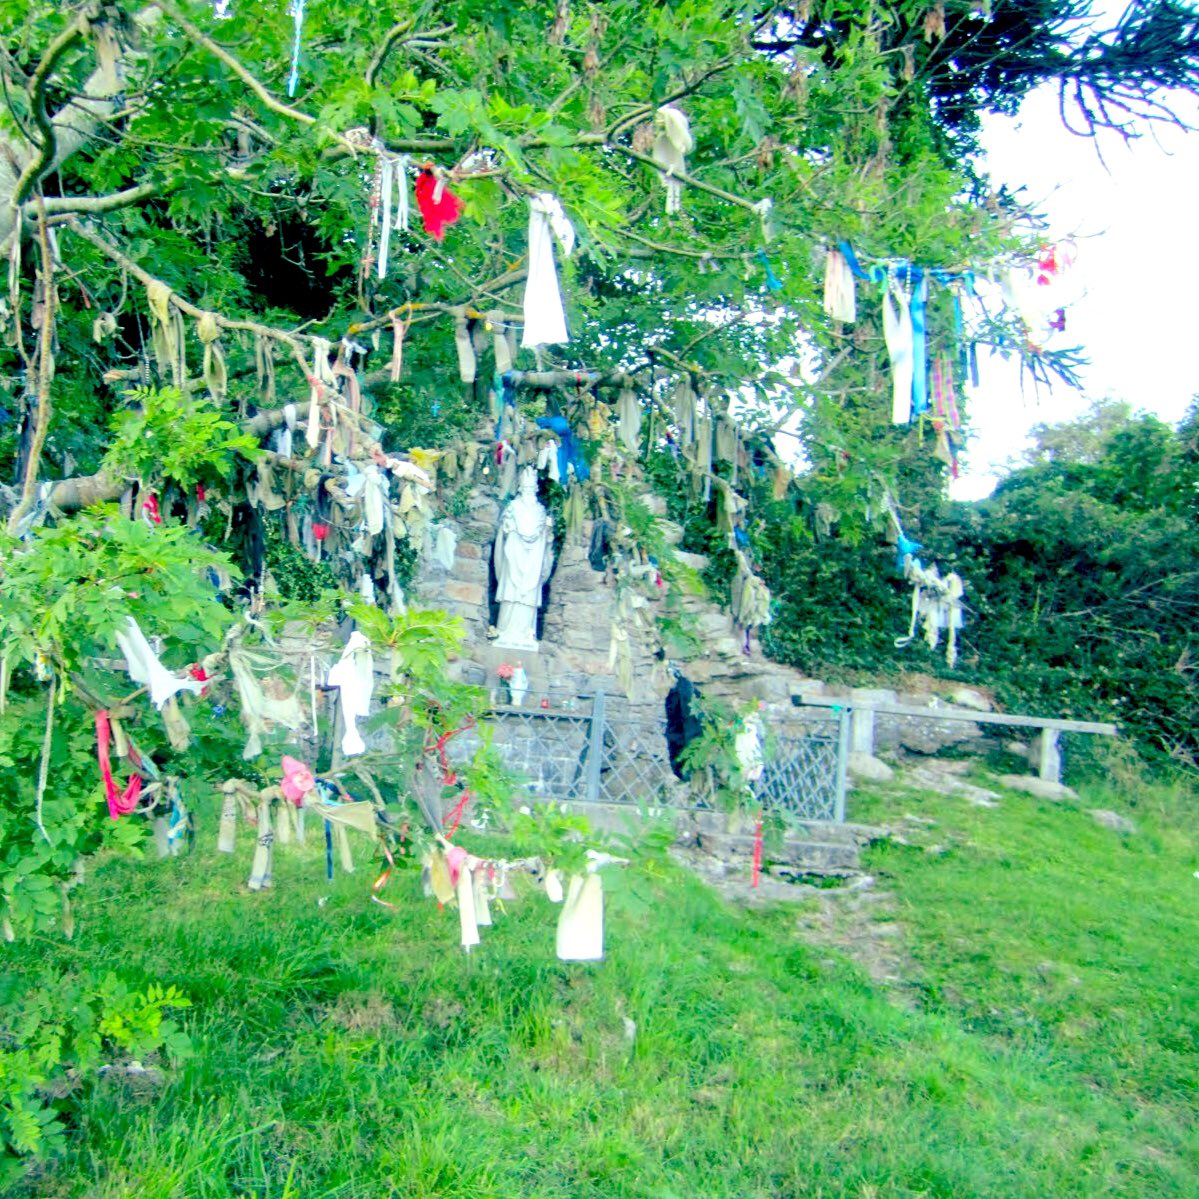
95,710,142,820
188,665,210,697
414,169,463,242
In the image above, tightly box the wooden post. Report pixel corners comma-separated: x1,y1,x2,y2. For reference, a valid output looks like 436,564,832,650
1037,728,1062,783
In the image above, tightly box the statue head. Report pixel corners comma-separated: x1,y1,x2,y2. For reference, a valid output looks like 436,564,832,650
518,465,538,499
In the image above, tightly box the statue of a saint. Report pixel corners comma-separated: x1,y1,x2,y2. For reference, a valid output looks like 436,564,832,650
492,468,554,651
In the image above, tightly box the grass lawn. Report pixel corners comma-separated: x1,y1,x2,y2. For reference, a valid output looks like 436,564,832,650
4,772,1197,1198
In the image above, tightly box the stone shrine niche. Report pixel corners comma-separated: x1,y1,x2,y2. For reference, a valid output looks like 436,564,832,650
491,467,553,652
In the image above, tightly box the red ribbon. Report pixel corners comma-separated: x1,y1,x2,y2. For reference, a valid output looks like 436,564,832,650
95,710,142,820
442,789,473,840
142,493,161,525
425,715,477,840
751,811,763,889
371,839,398,909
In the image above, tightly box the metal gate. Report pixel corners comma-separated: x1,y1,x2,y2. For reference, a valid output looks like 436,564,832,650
473,693,849,822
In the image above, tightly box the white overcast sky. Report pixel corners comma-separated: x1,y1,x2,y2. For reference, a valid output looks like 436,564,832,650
954,78,1199,499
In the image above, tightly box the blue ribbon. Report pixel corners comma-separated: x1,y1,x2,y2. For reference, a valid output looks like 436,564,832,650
896,533,922,574
838,240,883,283
909,270,929,417
324,820,334,881
167,790,188,849
841,243,981,410
756,250,784,293
286,0,305,98
535,415,589,482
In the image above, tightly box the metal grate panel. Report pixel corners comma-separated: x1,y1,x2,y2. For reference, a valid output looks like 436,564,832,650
482,706,593,802
753,729,841,822
479,697,849,822
595,716,678,806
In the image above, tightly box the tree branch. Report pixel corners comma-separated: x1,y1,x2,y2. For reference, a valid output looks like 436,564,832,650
151,1,455,157
151,1,329,135
9,15,88,211
603,55,741,144
365,18,415,88
65,220,311,372
607,144,766,214
33,182,160,218
363,19,458,89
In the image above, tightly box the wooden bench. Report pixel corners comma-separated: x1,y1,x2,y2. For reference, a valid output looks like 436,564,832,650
794,697,1117,784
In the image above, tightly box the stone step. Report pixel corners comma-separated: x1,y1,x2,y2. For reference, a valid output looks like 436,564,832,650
684,810,881,845
695,831,860,871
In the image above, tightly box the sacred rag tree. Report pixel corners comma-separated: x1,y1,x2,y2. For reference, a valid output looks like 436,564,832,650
1,0,1196,938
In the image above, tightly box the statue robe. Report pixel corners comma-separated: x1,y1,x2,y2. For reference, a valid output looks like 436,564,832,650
493,495,553,647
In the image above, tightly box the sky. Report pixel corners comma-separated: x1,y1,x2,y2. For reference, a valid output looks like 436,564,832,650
954,82,1199,500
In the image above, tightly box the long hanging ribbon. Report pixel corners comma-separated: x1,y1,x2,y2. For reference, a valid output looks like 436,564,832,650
453,307,477,382
96,710,142,820
952,287,966,373
882,277,913,425
932,355,961,430
389,313,407,382
521,193,574,349
377,159,393,281
375,158,410,280
909,269,929,417
844,240,987,395
393,156,410,233
286,0,305,99
751,811,763,888
942,356,960,428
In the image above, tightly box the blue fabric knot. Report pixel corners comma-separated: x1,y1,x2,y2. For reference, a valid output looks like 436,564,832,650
756,250,783,293
535,415,590,482
896,533,922,573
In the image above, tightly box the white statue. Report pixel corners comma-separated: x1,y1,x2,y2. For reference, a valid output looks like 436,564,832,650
493,467,554,651
509,664,529,707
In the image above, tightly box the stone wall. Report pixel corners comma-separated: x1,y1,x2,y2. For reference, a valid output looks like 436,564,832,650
407,476,994,814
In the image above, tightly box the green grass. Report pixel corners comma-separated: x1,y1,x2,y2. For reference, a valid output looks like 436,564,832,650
5,773,1199,1199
